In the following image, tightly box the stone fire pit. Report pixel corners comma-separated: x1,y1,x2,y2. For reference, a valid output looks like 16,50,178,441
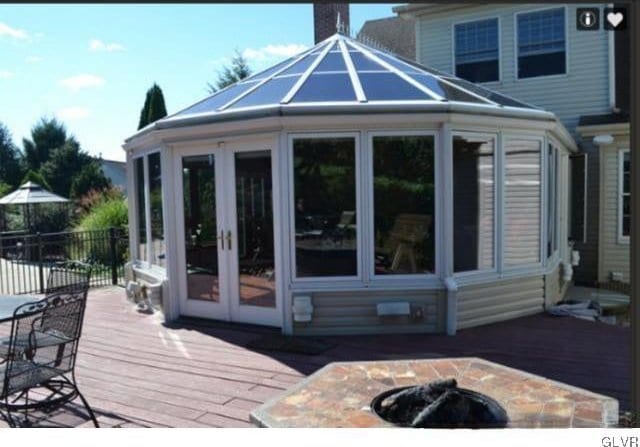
251,358,618,428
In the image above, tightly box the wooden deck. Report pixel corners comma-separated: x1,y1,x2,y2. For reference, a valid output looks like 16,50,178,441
0,286,630,427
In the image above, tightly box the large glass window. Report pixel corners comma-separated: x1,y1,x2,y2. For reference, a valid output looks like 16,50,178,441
133,152,165,267
293,137,357,278
454,18,500,83
620,150,630,238
148,152,165,267
134,157,147,262
453,134,495,273
517,8,566,79
182,155,219,301
547,144,559,258
372,135,435,275
504,139,542,266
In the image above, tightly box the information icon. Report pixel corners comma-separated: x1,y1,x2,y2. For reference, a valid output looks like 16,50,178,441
577,8,600,31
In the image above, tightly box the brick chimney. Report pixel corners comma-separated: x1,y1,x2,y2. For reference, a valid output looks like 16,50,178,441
313,3,350,44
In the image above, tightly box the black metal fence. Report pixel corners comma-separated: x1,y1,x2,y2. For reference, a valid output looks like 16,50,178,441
0,228,129,295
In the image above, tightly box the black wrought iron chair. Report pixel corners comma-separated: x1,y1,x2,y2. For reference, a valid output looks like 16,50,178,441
0,261,98,427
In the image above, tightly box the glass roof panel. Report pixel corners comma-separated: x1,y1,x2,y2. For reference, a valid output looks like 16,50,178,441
293,73,356,102
277,53,317,77
359,73,433,101
315,51,347,72
441,76,539,108
349,51,387,71
174,81,260,116
242,57,294,82
228,76,299,109
408,74,487,104
370,50,452,77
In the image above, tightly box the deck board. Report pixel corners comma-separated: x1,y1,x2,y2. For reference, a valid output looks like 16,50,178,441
0,286,630,427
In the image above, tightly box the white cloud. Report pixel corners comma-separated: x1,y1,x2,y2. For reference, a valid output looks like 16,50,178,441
89,39,125,52
26,56,42,63
242,43,308,62
60,74,105,92
0,22,29,40
0,70,13,79
56,106,91,121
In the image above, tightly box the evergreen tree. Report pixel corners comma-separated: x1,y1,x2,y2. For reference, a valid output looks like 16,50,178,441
21,170,51,190
22,118,67,172
40,138,102,198
207,49,252,93
70,162,112,199
138,83,168,130
0,122,23,187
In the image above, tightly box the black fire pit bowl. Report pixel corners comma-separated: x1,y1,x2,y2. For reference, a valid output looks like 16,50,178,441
370,379,509,429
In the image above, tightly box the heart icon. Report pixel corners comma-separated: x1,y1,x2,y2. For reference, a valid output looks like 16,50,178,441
607,12,624,28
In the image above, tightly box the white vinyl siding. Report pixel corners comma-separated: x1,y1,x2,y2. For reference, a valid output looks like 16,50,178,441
503,138,542,266
414,3,610,135
456,275,544,329
292,289,445,335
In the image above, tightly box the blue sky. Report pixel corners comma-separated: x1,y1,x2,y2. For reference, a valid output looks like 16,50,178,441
0,4,399,161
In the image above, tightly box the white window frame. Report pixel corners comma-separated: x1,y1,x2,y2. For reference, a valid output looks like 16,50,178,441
452,16,502,84
618,148,630,244
288,132,363,283
514,5,569,81
132,150,165,268
450,131,499,278
546,142,560,261
367,130,440,284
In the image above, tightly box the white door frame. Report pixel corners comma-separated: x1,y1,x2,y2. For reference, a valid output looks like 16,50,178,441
173,135,282,327
224,144,282,327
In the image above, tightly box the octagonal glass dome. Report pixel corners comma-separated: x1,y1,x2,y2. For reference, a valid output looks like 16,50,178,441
163,33,538,125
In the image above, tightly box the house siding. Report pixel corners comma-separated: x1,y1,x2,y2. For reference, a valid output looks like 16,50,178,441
292,289,445,335
414,3,611,135
456,275,544,330
599,139,630,284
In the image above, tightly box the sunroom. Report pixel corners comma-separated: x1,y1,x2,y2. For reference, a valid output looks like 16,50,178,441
123,33,577,336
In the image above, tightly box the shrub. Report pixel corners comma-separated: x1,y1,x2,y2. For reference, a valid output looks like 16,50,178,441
76,197,128,265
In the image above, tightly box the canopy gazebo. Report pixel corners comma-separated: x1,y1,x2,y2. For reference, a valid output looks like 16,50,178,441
0,181,69,233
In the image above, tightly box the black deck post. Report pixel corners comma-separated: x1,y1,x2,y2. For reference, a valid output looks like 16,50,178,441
109,227,118,285
37,232,44,294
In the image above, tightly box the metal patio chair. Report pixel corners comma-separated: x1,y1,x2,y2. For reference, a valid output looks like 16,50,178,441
0,262,98,427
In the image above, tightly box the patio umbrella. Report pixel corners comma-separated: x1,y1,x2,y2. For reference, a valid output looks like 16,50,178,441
0,182,69,232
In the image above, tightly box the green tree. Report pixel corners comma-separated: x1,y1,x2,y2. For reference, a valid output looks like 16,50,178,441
70,162,112,199
207,49,252,93
0,123,23,187
22,117,68,172
21,169,51,190
138,83,168,130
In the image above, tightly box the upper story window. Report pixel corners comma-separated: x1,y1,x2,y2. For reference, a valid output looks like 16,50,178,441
454,18,500,83
517,8,566,79
619,149,630,241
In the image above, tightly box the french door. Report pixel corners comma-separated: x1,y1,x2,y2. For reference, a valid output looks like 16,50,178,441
176,144,281,327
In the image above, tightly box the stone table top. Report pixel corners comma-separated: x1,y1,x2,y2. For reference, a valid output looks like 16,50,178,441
251,358,619,428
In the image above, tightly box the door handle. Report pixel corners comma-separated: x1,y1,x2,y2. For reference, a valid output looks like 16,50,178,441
217,230,225,250
226,230,232,250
